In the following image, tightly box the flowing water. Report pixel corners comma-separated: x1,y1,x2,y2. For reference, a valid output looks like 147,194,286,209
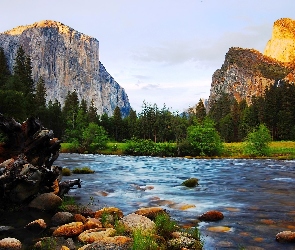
53,153,295,249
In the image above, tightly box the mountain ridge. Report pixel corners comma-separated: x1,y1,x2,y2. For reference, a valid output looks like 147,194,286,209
0,20,131,117
208,18,295,108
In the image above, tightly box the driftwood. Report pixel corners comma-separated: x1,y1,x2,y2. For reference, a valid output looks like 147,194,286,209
0,114,80,207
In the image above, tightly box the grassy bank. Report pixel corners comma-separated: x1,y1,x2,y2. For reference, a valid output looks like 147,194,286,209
60,141,295,159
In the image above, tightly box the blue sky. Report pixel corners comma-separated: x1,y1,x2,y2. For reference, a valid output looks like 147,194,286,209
1,0,295,112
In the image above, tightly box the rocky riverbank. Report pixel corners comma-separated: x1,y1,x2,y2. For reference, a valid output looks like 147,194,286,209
0,203,205,250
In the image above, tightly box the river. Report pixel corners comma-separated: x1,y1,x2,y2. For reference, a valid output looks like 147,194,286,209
55,153,295,250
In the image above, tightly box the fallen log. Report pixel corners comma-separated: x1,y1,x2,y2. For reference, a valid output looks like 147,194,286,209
0,114,80,208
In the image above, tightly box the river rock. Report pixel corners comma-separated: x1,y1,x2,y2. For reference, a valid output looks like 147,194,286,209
53,222,84,237
0,237,22,249
25,219,47,233
63,205,95,217
28,192,62,211
78,228,116,243
95,207,124,219
276,231,295,242
51,211,74,226
198,210,224,221
120,213,155,233
74,213,87,223
84,217,103,230
134,207,167,220
34,237,75,250
83,236,132,250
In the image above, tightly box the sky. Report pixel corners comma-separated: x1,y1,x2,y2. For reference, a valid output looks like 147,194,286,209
1,0,295,113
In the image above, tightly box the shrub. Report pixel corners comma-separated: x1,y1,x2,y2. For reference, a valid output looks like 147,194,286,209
72,166,95,174
154,213,178,239
243,124,272,156
62,167,71,176
132,229,159,250
187,120,223,156
82,123,109,151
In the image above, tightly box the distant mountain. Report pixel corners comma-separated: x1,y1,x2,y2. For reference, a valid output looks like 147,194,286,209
0,20,131,117
208,18,295,108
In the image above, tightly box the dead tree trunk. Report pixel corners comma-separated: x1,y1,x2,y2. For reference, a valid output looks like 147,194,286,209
0,114,80,207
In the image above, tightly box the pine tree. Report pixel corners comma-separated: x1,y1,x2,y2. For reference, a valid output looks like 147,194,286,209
35,77,47,108
195,99,207,122
0,47,10,88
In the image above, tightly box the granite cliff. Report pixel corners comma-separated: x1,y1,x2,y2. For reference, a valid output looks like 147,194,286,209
0,20,131,116
208,18,295,108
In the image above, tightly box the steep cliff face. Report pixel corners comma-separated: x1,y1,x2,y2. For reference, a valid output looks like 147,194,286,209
0,20,131,117
208,18,295,108
264,18,295,63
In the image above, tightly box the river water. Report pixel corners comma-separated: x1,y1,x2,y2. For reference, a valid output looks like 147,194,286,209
55,153,295,250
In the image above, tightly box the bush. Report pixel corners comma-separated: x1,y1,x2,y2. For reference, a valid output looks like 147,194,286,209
154,213,178,239
124,138,177,157
132,229,159,250
187,120,223,156
243,124,272,156
72,166,95,174
62,167,71,176
82,123,109,151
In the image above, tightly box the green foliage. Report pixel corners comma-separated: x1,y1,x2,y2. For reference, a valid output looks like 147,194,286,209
132,229,159,250
124,138,177,157
182,178,199,188
187,119,223,156
243,124,272,156
59,196,77,211
72,166,95,174
82,122,109,151
62,167,71,176
154,213,178,239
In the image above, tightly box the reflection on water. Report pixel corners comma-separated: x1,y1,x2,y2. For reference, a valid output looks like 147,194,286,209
55,154,295,249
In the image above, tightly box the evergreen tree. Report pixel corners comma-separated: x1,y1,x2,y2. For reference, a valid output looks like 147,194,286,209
35,77,47,109
113,106,122,141
0,47,10,88
195,99,207,122
12,46,35,115
88,100,99,123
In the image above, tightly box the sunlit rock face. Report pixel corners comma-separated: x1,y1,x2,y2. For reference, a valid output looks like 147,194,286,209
264,18,295,63
208,18,295,108
0,20,131,117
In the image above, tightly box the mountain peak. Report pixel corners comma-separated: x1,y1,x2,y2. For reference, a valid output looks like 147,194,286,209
264,17,295,63
4,20,92,40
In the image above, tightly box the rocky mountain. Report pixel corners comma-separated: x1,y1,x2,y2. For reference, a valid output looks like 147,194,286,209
208,18,295,108
0,20,131,117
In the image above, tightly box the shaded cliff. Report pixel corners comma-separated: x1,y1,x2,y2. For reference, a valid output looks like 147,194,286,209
0,20,131,117
208,18,295,108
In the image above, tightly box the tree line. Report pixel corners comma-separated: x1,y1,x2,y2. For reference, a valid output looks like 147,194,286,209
0,45,294,152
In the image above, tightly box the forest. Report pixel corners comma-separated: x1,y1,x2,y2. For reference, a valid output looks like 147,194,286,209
1,46,295,156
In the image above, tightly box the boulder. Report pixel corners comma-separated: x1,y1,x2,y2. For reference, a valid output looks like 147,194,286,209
53,222,84,237
25,219,47,233
95,207,124,219
120,213,155,233
198,210,224,221
134,207,167,220
84,217,103,230
0,237,22,249
182,178,199,188
276,231,295,242
29,192,62,211
51,211,74,226
34,237,75,250
78,228,116,244
83,236,132,250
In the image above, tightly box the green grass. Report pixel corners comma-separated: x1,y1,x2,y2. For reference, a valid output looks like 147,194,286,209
61,141,295,159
